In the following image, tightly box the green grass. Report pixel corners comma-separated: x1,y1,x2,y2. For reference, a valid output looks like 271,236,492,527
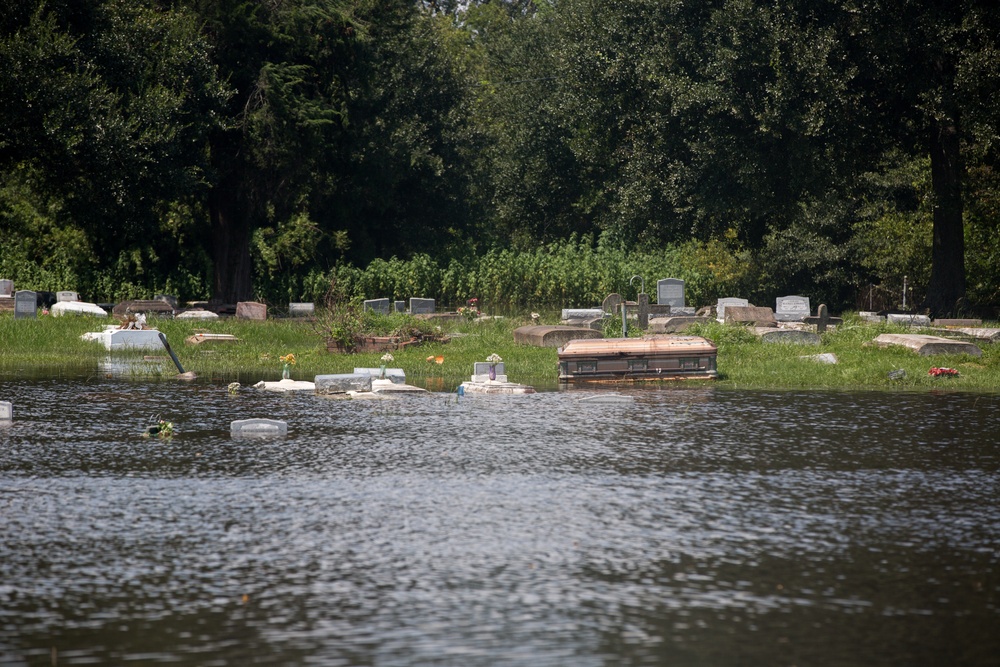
1,311,999,391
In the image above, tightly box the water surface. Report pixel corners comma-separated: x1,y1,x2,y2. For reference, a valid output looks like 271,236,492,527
1,378,998,666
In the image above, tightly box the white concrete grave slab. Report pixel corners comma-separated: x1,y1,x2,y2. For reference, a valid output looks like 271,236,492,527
51,301,107,317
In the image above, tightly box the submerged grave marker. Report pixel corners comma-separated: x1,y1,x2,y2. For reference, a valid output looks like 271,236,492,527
231,418,288,438
0,401,11,422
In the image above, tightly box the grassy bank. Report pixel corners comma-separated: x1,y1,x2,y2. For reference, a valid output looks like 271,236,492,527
1,311,998,391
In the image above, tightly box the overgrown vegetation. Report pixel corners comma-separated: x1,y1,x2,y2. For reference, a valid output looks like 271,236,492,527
1,311,997,392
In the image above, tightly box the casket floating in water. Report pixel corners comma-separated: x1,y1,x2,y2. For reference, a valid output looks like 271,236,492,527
558,336,718,382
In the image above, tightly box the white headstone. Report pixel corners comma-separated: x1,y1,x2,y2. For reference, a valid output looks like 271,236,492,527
775,295,810,322
716,297,749,323
657,278,685,309
14,290,36,319
562,308,604,320
353,368,406,384
231,418,288,437
0,401,11,422
0,279,14,296
887,313,932,327
56,291,80,302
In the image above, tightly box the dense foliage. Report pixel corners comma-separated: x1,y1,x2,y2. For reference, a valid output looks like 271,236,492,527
1,0,998,316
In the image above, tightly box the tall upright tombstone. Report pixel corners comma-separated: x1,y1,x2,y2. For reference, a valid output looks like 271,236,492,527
637,293,650,330
657,278,685,310
14,290,37,319
0,279,14,296
775,295,810,322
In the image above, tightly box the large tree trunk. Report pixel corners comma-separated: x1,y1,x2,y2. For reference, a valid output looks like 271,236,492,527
924,110,965,317
209,177,254,305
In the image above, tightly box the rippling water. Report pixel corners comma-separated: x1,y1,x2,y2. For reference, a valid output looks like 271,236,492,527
1,377,998,666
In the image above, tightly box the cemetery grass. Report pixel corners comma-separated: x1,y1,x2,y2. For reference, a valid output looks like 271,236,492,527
1,313,999,391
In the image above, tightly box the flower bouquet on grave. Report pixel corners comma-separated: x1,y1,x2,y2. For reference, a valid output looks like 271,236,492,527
279,353,296,379
380,353,394,379
928,367,959,377
486,353,502,381
457,298,479,321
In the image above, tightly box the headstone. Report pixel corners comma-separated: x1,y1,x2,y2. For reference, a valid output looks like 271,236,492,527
775,295,811,322
0,279,12,296
725,305,776,327
154,294,179,309
235,301,267,321
354,367,406,384
176,309,219,320
14,290,37,319
648,316,710,333
56,291,79,302
716,297,749,323
513,325,604,347
363,298,390,314
887,313,932,327
933,318,982,327
602,293,623,314
656,278,685,309
0,401,11,422
637,293,650,330
51,301,107,317
113,300,175,317
315,373,373,394
859,311,884,323
803,304,844,333
873,333,982,357
288,302,315,317
410,298,435,315
231,418,288,438
754,328,821,344
473,361,507,383
394,300,406,313
561,308,604,320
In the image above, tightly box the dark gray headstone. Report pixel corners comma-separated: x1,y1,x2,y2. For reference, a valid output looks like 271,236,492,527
0,401,11,422
410,298,435,314
363,298,390,315
775,295,810,322
657,278,685,308
637,293,650,330
231,418,287,437
602,293,623,314
0,279,12,296
394,300,406,313
315,373,373,394
14,290,36,319
887,313,932,327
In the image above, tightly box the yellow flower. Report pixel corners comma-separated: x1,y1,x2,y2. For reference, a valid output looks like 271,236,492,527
279,353,296,365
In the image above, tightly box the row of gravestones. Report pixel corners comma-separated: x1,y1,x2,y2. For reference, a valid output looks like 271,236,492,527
363,298,435,315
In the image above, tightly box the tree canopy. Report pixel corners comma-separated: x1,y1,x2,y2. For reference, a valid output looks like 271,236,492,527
1,0,998,315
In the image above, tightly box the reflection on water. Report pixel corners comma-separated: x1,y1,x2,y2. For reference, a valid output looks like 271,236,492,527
1,377,998,666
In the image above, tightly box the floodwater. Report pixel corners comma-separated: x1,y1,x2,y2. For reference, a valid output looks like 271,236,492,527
0,376,998,666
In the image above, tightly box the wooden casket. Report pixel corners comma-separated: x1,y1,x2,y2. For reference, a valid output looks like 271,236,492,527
558,335,718,382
